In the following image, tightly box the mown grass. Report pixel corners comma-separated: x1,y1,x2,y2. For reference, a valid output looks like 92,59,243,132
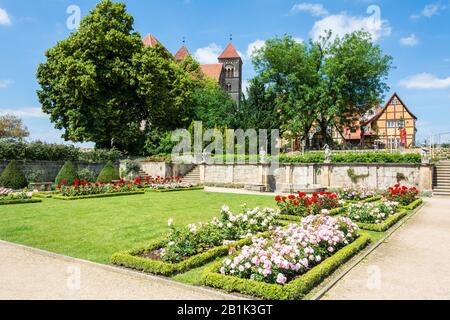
0,190,274,264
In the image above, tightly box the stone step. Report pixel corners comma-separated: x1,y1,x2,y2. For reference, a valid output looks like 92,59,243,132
433,192,450,196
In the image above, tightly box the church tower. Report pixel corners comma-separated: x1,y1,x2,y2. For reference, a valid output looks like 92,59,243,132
218,40,242,105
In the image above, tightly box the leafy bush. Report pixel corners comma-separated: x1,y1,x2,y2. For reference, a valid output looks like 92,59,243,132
0,160,28,189
55,161,78,185
24,168,47,183
0,140,122,162
77,168,98,182
56,179,139,196
278,152,420,164
97,161,120,183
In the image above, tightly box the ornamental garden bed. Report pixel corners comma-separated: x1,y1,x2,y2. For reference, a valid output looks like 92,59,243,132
275,191,346,222
145,186,204,193
111,206,279,276
49,191,145,200
201,216,371,300
0,188,42,205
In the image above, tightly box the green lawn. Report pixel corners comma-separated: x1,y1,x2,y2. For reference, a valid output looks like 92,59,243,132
0,190,275,264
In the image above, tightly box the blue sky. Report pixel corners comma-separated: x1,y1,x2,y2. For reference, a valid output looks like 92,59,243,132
1,0,450,145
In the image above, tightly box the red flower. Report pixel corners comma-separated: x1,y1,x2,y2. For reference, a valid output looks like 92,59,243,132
275,195,282,202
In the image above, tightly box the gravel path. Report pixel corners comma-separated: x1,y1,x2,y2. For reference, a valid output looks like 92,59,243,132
322,197,450,300
0,241,238,300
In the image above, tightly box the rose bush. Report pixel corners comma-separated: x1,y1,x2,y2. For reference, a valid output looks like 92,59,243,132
384,184,419,206
337,188,377,201
345,200,398,224
275,191,340,216
56,179,139,196
219,215,358,285
160,206,279,263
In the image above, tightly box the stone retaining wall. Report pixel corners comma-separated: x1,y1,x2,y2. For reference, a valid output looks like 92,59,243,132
139,161,433,192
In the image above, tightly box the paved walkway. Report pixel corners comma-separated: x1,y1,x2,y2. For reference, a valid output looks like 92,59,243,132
0,241,238,300
323,197,450,300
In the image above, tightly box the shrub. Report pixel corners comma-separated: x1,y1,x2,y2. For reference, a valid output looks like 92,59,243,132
55,161,78,186
0,160,28,189
77,168,98,182
274,191,340,216
96,161,120,183
278,152,420,164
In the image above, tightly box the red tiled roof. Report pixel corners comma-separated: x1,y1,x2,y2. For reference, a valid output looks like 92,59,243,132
143,34,160,48
199,63,223,81
218,42,241,59
174,46,190,61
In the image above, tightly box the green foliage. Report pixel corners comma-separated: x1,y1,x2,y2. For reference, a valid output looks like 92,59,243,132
36,0,196,153
347,168,369,183
355,210,408,232
279,152,421,164
252,32,393,145
201,234,371,300
50,191,145,201
144,129,178,156
191,79,237,128
55,161,78,185
0,198,42,206
0,140,122,162
0,160,28,189
97,161,120,183
77,168,98,182
0,114,29,139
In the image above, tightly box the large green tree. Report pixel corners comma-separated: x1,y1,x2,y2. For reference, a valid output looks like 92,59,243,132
252,31,393,146
37,0,195,154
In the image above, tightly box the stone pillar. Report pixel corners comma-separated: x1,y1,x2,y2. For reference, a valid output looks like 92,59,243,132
226,164,234,184
320,164,331,188
419,164,433,192
199,164,206,184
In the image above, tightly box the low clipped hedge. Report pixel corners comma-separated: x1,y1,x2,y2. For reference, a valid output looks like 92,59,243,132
111,231,272,276
48,191,145,201
278,152,421,164
0,198,42,205
201,234,371,300
145,186,205,193
399,198,423,211
278,206,348,222
354,209,408,232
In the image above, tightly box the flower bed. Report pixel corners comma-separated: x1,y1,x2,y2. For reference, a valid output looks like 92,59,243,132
275,192,341,217
345,201,399,225
0,188,42,205
142,176,199,191
56,179,140,196
202,215,371,299
342,200,409,232
111,206,279,276
384,184,419,206
336,188,380,203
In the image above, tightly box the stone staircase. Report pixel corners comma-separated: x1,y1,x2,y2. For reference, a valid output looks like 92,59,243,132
433,161,450,196
181,165,201,185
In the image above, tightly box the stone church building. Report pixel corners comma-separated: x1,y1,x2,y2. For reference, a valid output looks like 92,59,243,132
143,34,242,104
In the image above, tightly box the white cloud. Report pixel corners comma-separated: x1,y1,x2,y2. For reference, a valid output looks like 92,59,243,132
400,73,450,89
400,34,419,47
411,3,445,19
290,3,329,17
310,12,391,41
293,37,304,43
194,43,223,64
242,79,250,95
0,8,11,26
0,107,47,118
0,80,13,89
246,40,265,59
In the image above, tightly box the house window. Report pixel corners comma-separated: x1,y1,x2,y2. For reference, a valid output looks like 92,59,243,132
397,120,405,128
391,98,399,105
387,121,396,128
226,83,232,92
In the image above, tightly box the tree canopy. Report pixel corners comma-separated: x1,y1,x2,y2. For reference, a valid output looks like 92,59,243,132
252,31,393,146
0,114,29,140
